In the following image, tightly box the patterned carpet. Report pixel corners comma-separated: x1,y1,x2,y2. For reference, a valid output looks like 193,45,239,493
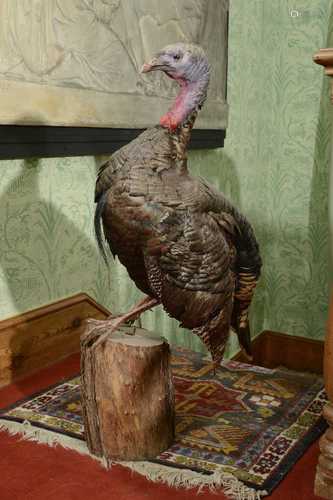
0,347,327,496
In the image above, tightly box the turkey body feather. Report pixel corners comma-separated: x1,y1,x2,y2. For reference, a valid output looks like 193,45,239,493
95,125,261,363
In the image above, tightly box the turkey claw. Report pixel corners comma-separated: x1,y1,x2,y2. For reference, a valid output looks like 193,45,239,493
82,317,125,349
82,317,114,348
85,318,109,329
91,331,111,350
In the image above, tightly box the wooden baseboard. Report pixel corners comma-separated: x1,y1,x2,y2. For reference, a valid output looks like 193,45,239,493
234,330,324,374
0,294,109,388
0,294,324,388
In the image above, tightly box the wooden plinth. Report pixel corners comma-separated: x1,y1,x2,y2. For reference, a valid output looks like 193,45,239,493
315,404,333,498
80,325,175,462
313,49,333,498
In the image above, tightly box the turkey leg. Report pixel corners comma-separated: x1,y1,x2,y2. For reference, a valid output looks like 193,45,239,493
82,296,159,349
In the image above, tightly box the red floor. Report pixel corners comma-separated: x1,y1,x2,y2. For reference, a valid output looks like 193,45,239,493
0,354,324,500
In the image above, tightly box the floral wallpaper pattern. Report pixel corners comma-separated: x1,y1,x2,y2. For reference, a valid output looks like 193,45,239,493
0,1,332,356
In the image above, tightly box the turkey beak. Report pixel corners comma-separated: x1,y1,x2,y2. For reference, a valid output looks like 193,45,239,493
141,57,163,73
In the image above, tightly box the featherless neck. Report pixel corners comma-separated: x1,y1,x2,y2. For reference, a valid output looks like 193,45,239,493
160,73,209,132
166,76,209,173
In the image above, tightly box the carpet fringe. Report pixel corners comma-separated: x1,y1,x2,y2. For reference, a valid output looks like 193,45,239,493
0,418,267,499
119,460,267,499
0,418,108,468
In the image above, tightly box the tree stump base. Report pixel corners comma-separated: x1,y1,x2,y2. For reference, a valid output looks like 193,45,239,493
80,324,175,462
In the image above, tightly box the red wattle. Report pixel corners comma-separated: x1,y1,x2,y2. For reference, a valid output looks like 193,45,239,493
159,86,189,130
160,113,179,131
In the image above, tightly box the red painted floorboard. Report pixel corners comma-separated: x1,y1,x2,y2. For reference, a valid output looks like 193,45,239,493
0,354,325,500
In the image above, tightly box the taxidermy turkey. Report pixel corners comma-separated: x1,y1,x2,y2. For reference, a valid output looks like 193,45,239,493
92,43,262,366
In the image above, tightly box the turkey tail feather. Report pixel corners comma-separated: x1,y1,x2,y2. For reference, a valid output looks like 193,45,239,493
237,323,253,360
94,192,109,265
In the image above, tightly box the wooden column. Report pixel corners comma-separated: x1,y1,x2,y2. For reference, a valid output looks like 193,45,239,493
313,48,333,499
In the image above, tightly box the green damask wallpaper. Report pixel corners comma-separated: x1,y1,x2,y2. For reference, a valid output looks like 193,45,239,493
0,1,332,356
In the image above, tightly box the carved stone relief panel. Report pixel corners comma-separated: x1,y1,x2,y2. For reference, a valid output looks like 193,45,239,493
0,0,228,129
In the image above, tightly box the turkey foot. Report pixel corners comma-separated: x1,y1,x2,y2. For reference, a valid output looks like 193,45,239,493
83,296,159,349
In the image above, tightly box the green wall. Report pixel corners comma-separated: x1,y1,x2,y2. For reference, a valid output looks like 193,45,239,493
0,1,332,356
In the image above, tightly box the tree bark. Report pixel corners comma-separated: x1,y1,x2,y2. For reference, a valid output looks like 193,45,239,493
80,325,175,462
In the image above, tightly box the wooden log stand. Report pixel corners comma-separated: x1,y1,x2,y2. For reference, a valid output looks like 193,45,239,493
80,324,175,462
313,48,333,499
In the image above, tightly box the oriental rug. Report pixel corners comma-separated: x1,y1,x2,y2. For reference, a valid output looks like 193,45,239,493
0,347,327,499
